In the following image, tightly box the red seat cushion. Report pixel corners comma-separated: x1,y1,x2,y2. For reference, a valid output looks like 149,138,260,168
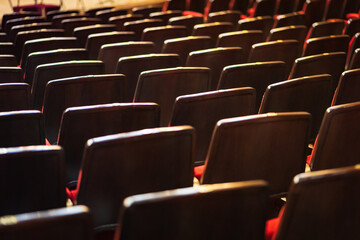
194,165,205,181
265,205,285,240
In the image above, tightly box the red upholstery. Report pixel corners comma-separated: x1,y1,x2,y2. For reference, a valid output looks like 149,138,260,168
194,165,205,181
45,138,51,146
265,206,285,240
66,170,82,203
183,11,204,17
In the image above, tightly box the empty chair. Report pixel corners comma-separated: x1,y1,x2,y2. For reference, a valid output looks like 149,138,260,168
25,48,89,85
345,18,360,38
0,55,17,67
43,74,126,145
0,43,15,55
108,14,144,30
169,15,204,35
273,12,306,28
0,67,23,83
268,26,307,53
309,102,360,170
86,31,136,59
76,126,195,227
192,22,234,46
162,36,212,65
85,6,112,16
9,22,54,42
99,41,154,73
302,0,327,27
32,60,104,110
0,83,30,111
302,35,350,57
14,29,65,61
134,67,210,126
132,6,162,17
346,33,360,69
46,9,80,21
20,36,79,70
0,206,92,240
73,24,117,47
217,30,265,60
116,180,268,240
186,47,244,90
58,103,160,188
259,74,333,141
60,17,103,36
218,61,287,109
238,16,274,36
207,10,242,25
123,19,164,40
171,88,256,165
273,166,360,240
4,16,46,33
248,40,299,75
199,112,310,197
95,8,128,21
0,145,66,216
52,13,89,28
142,25,187,52
289,52,347,94
149,10,183,24
307,20,346,39
2,12,40,30
252,0,277,17
116,53,181,101
332,69,360,105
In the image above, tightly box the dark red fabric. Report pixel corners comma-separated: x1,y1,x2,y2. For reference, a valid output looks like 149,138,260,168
66,170,82,203
265,206,286,240
346,13,360,19
45,138,51,146
182,11,204,17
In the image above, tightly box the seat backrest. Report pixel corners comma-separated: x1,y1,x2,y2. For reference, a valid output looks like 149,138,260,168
86,31,136,59
123,19,164,40
207,10,242,25
20,36,79,69
9,22,53,42
58,103,160,187
51,13,88,28
289,52,346,94
0,110,45,147
274,166,360,240
238,16,274,36
273,12,305,28
276,0,299,14
116,180,268,240
308,20,346,39
116,53,181,102
345,18,360,39
0,43,15,55
134,67,211,126
132,6,162,17
192,22,234,47
348,48,360,70
0,83,30,111
218,61,287,110
268,25,308,54
217,30,265,60
73,24,117,47
186,47,244,90
162,36,212,65
46,9,79,21
0,206,92,240
108,14,144,30
207,0,231,13
77,126,195,227
248,40,299,76
259,74,333,141
149,10,183,24
253,0,277,17
60,17,103,36
333,69,360,105
98,41,154,73
25,48,88,85
170,88,256,165
0,67,23,83
32,60,104,110
201,112,311,196
310,102,360,171
0,54,18,67
14,29,65,61
0,145,66,216
302,35,350,57
346,33,360,70
43,74,125,144
2,12,41,31
95,8,128,22
168,15,204,35
141,25,187,52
